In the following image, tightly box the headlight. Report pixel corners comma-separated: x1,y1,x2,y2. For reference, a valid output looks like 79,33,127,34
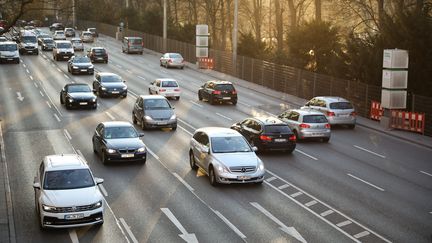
106,148,116,154
89,65,94,69
42,204,57,212
101,87,107,90
170,114,177,120
94,200,102,208
72,66,78,69
217,164,230,173
258,161,265,171
122,86,127,90
92,98,97,102
68,98,74,103
144,115,153,120
137,147,146,153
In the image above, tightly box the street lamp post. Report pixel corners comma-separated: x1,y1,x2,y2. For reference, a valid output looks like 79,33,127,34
163,0,167,53
232,0,238,75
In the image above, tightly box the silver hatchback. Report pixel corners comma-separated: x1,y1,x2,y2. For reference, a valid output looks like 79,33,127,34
189,127,265,186
302,96,356,128
278,109,331,142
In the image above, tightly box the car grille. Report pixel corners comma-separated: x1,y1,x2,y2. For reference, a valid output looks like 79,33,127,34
50,203,100,213
229,166,256,173
60,52,72,54
25,46,35,49
43,212,103,226
118,149,136,153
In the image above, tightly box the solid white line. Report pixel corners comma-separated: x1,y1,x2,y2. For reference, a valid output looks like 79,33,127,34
320,210,334,217
146,148,159,160
336,220,352,227
29,75,33,80
161,70,167,74
46,101,51,108
238,100,251,107
354,145,386,159
26,69,30,74
216,113,233,121
354,231,370,239
189,100,203,108
420,170,432,177
57,68,62,72
177,125,193,136
68,229,79,243
101,199,129,242
178,118,197,130
119,218,139,243
266,176,276,182
33,82,38,88
64,74,70,79
137,75,146,81
173,173,194,191
54,114,61,122
347,173,385,192
295,149,318,160
105,111,115,120
305,200,317,207
214,211,246,239
63,129,72,140
290,191,303,198
98,184,108,197
76,150,86,162
115,64,122,68
278,184,290,190
128,90,138,97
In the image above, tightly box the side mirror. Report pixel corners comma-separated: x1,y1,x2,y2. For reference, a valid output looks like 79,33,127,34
123,80,126,83
33,182,41,189
138,133,145,137
203,147,210,154
252,146,258,152
172,106,175,110
95,177,104,185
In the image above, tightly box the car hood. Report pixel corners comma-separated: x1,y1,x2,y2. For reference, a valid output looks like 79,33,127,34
0,51,18,56
106,138,144,149
42,186,102,207
72,62,93,67
146,109,173,119
213,152,259,167
68,92,96,99
101,82,126,89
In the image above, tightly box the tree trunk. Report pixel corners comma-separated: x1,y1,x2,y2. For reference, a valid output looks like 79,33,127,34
274,0,284,51
253,0,263,43
315,0,322,21
221,0,227,50
287,0,297,31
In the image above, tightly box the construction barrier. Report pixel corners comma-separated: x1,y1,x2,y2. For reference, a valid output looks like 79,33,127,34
390,110,426,134
370,100,383,121
198,57,214,69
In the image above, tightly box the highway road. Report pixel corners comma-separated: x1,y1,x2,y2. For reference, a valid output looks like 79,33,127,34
0,30,431,243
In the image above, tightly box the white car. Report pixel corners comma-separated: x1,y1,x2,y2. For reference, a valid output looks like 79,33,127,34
160,52,185,69
33,154,104,228
53,40,74,61
81,31,94,43
71,38,84,51
148,78,181,100
53,30,66,40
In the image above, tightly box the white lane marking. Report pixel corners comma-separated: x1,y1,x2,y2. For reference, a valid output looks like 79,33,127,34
178,125,193,136
420,170,432,177
46,101,51,108
161,208,198,243
353,145,386,158
295,149,318,160
20,59,23,63
22,63,26,68
105,111,115,120
33,82,38,88
189,100,203,108
29,75,33,80
146,148,159,160
26,69,30,74
98,184,108,197
250,202,306,243
63,129,72,140
336,220,352,227
16,92,24,101
161,70,167,74
278,184,290,190
103,201,130,242
178,118,196,130
354,231,370,239
347,173,385,192
265,111,277,117
320,210,334,217
173,173,194,191
54,114,61,122
39,83,63,117
137,75,146,81
64,74,70,79
39,90,44,97
290,191,303,198
119,218,139,243
57,68,62,72
266,176,276,182
305,200,317,207
42,54,46,58
68,229,79,243
128,90,138,97
115,64,122,68
216,112,233,121
126,69,132,73
214,210,246,239
76,150,86,162
238,100,251,107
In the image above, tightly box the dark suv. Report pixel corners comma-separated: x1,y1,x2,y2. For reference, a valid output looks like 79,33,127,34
230,117,296,153
87,47,108,63
198,80,237,105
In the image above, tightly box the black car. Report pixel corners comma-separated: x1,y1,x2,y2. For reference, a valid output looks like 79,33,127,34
87,47,108,63
67,56,94,75
92,121,147,164
93,72,127,98
60,83,97,109
49,23,64,31
40,38,54,51
132,95,177,130
230,117,296,153
198,80,237,105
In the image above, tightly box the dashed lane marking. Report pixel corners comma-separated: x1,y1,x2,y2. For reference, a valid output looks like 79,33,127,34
54,114,61,122
305,200,317,207
68,229,79,243
189,100,203,108
238,100,251,107
173,173,194,191
26,69,30,74
178,118,196,131
98,184,108,197
29,75,33,80
420,170,432,177
137,75,146,81
105,111,115,120
320,210,334,217
354,231,370,239
216,112,233,121
336,220,352,227
354,145,386,159
146,148,159,160
39,91,44,97
57,68,62,73
295,149,318,160
33,82,38,88
214,210,247,239
46,101,51,108
119,218,139,243
63,129,72,140
64,74,70,79
348,173,385,192
177,125,193,136
278,184,290,190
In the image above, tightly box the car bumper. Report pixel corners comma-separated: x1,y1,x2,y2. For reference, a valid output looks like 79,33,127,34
260,141,296,151
216,171,265,184
41,208,103,228
327,116,356,125
57,53,74,59
144,119,177,128
101,90,127,97
213,96,237,102
21,48,37,54
67,100,97,108
167,63,185,68
92,57,108,62
0,57,19,63
71,68,94,74
299,129,331,139
105,152,146,162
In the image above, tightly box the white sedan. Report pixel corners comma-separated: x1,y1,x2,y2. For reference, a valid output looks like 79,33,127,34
148,78,181,100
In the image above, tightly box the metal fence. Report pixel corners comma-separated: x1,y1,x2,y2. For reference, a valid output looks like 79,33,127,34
77,20,432,136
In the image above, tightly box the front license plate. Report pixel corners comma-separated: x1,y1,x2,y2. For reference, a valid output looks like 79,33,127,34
79,102,88,105
111,91,119,94
65,213,84,220
238,176,250,180
121,154,134,158
274,138,287,142
97,57,103,60
222,97,231,100
80,69,87,72
7,58,13,61
157,121,167,125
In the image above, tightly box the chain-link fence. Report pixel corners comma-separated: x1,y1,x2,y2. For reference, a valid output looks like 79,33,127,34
77,20,431,136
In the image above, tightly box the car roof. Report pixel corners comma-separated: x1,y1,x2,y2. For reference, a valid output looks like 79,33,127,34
208,80,233,85
101,121,133,128
71,37,81,40
66,83,89,87
65,27,74,30
157,78,178,82
54,40,70,44
91,47,105,50
88,28,96,30
44,154,89,171
82,31,92,34
196,127,242,137
54,30,64,32
98,72,119,77
290,108,326,116
0,41,17,45
140,95,167,100
314,96,350,103
252,117,287,125
125,36,142,39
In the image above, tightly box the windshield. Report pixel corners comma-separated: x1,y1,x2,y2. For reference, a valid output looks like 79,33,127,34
68,85,91,92
43,169,94,190
88,28,96,32
43,39,53,44
57,43,71,48
130,39,142,44
93,48,106,54
161,81,178,87
56,31,64,35
169,53,182,58
104,126,138,139
73,57,91,63
101,75,122,83
0,44,17,51
211,136,251,153
22,36,37,43
71,39,82,44
215,84,234,91
303,115,328,123
83,32,92,36
38,34,50,39
144,99,171,110
329,102,353,109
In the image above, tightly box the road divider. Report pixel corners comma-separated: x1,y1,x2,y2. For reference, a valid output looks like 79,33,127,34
68,229,79,243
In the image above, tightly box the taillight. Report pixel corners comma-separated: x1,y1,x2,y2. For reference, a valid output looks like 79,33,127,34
212,90,221,95
232,90,237,94
289,135,296,141
325,124,331,129
299,123,310,129
260,135,272,141
350,111,357,116
327,111,335,116
168,59,172,63
159,89,166,92
174,89,180,92
128,42,131,47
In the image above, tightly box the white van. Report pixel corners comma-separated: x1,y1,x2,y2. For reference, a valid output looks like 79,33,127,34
18,30,38,55
0,41,20,64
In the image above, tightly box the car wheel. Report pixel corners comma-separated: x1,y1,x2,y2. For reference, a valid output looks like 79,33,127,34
141,157,146,164
209,96,216,105
176,96,180,101
141,119,147,130
172,124,177,131
105,60,108,64
148,88,152,94
285,148,295,154
121,94,127,99
132,113,137,124
198,92,203,101
93,141,97,153
322,137,330,143
348,124,355,129
189,151,198,170
98,88,103,98
209,166,218,186
293,130,299,141
255,180,264,185
140,51,143,55
60,95,64,104
160,61,163,66
232,99,237,105
181,66,184,70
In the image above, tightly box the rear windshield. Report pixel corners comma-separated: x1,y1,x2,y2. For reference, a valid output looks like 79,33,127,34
130,39,142,44
215,84,234,91
329,102,353,109
83,32,92,36
169,53,182,58
71,39,82,44
303,115,328,123
161,81,178,87
264,125,291,133
0,44,17,51
93,48,106,54
56,31,64,35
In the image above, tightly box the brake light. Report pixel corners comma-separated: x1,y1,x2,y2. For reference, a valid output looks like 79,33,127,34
325,124,331,129
289,135,296,141
327,111,335,117
232,90,237,94
159,89,166,92
299,123,310,129
174,89,180,92
260,135,272,141
168,59,172,63
350,111,357,116
128,42,131,47
212,90,221,95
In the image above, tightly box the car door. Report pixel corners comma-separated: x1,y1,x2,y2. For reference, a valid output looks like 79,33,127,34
198,133,211,171
203,82,214,100
249,121,262,144
134,97,144,122
92,124,103,152
161,53,167,65
34,161,44,205
237,119,252,140
93,74,101,90
154,80,161,94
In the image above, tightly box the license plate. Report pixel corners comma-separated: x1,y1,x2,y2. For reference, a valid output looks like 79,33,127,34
157,121,167,125
65,213,84,220
121,154,134,158
7,58,12,61
97,57,103,60
238,176,250,180
79,102,88,105
222,97,231,100
80,69,87,72
311,133,323,137
274,138,287,142
111,91,119,94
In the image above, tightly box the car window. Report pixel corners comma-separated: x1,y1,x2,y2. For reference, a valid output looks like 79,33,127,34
215,84,234,91
93,48,106,54
302,115,328,123
329,102,353,109
288,112,300,121
68,85,91,93
250,121,261,131
211,136,251,153
96,124,103,135
0,44,17,51
137,98,143,107
155,80,161,87
73,57,91,63
161,81,178,87
193,132,203,144
264,125,291,133
206,82,214,89
169,53,182,58
43,39,53,44
101,75,122,83
22,36,37,42
143,99,171,110
104,126,138,139
71,39,81,44
43,169,94,190
316,99,327,107
201,134,209,147
130,39,142,44
241,119,252,127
